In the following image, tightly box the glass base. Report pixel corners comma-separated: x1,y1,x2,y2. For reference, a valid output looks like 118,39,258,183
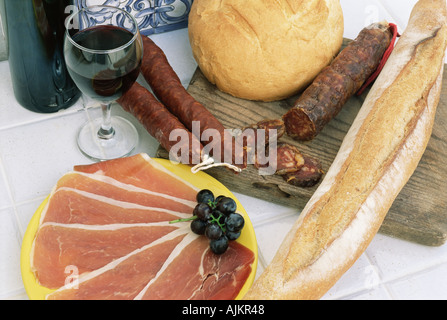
77,116,139,161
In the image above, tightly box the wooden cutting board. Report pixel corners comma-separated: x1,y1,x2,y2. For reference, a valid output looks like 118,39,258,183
157,57,447,247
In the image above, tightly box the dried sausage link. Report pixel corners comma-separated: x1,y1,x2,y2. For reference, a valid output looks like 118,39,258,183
118,82,203,164
282,155,324,188
274,143,305,175
253,143,305,175
140,37,237,165
236,119,285,167
244,119,286,146
283,22,393,141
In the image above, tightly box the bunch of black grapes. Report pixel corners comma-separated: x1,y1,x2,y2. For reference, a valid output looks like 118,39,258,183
191,189,245,254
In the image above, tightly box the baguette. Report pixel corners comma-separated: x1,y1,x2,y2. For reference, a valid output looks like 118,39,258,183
244,0,447,300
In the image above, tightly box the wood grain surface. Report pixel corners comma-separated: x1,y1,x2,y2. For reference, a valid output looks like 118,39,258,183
157,53,447,247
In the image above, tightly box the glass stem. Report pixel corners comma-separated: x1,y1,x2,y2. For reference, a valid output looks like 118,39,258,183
97,102,115,140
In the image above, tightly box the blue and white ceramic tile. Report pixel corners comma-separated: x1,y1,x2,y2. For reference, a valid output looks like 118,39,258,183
74,0,193,35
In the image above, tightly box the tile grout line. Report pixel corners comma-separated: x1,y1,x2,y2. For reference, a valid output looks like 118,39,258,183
363,250,396,300
385,259,447,284
363,249,447,299
0,95,104,133
325,259,447,300
0,153,24,237
0,154,12,209
0,107,84,133
251,210,300,229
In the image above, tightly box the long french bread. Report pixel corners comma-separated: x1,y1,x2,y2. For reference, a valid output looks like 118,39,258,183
244,0,447,300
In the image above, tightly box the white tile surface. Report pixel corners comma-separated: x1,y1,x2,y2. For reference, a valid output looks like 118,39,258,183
344,285,393,300
378,0,419,30
323,253,380,300
0,207,23,298
367,234,447,282
340,0,396,39
1,0,447,300
0,159,12,209
254,213,297,266
388,263,447,300
0,111,90,203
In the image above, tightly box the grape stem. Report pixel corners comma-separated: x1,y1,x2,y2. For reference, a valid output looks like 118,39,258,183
208,199,217,209
169,216,198,224
169,213,226,234
169,199,216,225
209,213,226,233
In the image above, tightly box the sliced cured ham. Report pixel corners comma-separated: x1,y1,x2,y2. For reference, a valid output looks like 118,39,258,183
30,154,255,300
40,188,191,225
53,172,196,213
138,236,255,300
46,230,188,300
31,222,180,289
45,231,254,300
74,153,199,201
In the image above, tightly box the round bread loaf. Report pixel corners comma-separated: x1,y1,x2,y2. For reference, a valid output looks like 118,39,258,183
188,0,344,102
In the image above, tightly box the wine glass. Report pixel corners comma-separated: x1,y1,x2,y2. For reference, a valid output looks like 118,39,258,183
64,5,143,161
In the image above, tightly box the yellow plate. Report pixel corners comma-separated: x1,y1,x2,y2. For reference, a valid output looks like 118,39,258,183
20,158,258,300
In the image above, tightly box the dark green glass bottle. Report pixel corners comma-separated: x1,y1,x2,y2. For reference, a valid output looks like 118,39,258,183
5,0,80,113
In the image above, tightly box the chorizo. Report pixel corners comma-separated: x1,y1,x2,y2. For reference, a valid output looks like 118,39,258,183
140,37,239,166
244,119,286,146
240,120,322,186
117,82,203,164
252,141,322,187
283,22,393,141
235,119,286,168
282,155,324,188
254,143,305,175
275,143,305,176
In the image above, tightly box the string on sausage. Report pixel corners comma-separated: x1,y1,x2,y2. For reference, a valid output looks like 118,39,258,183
283,22,393,141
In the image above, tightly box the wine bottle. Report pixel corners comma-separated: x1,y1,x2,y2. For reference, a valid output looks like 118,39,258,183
5,0,80,113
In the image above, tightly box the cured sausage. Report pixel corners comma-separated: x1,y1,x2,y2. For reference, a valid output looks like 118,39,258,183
240,120,323,186
241,119,285,160
275,144,306,176
254,143,304,174
140,37,237,166
253,142,323,187
243,119,285,146
282,155,324,188
233,119,284,170
283,22,394,141
117,82,203,164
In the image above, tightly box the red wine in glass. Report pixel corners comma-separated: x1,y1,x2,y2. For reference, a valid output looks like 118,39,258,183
66,25,141,102
64,5,143,161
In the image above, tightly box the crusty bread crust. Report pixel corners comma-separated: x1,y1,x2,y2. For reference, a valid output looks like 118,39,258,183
188,0,344,102
244,0,447,300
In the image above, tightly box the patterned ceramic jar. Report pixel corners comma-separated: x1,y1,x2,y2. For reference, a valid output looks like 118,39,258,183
73,0,193,35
